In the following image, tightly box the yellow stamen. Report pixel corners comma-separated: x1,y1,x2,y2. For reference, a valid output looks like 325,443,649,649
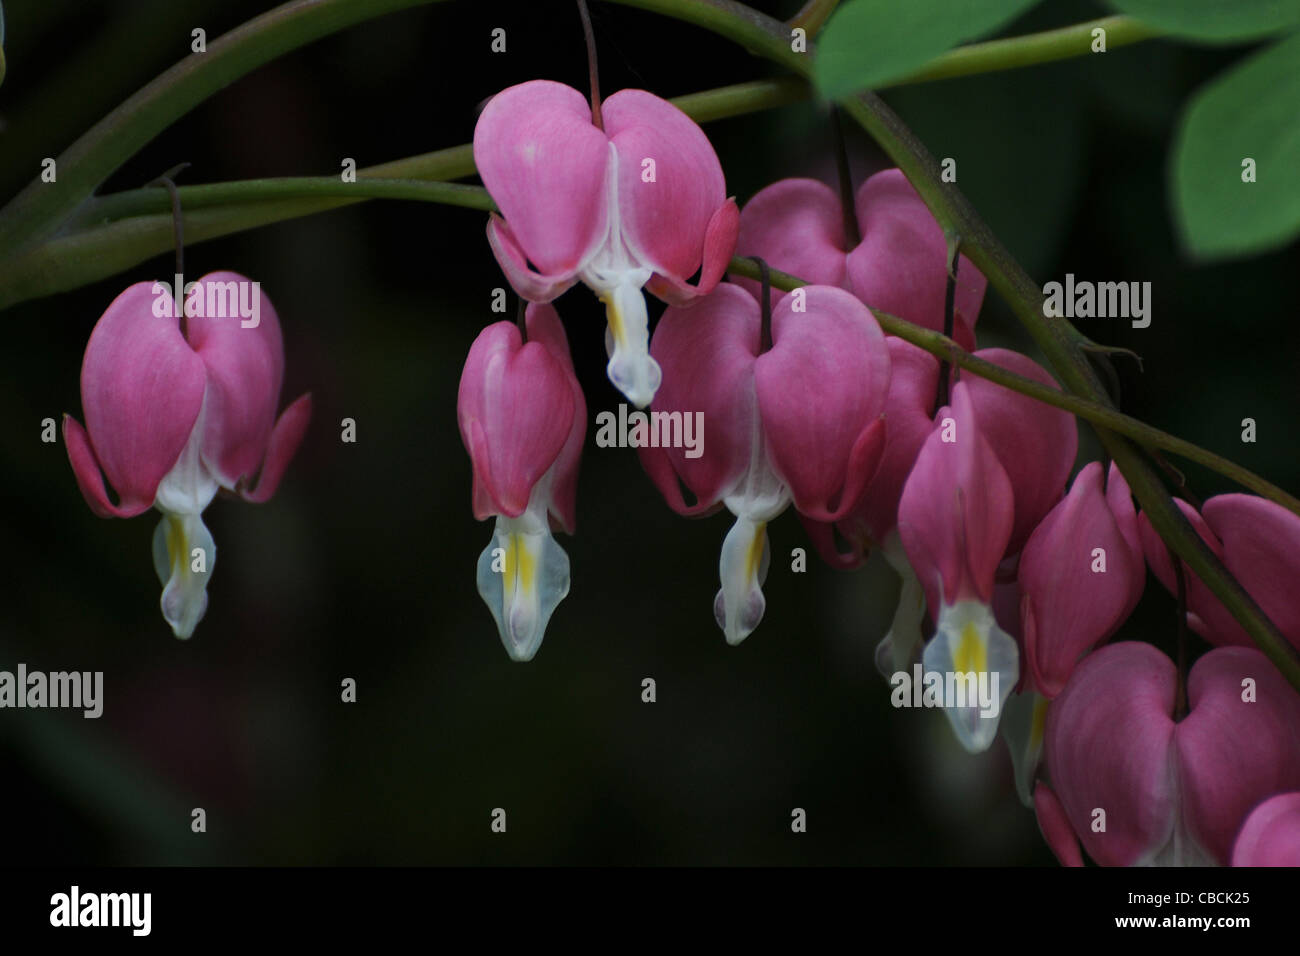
600,291,626,351
1030,693,1049,749
504,532,536,597
745,521,767,583
953,619,988,675
165,514,186,575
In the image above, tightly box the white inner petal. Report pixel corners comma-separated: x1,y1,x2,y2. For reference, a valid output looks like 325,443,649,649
714,514,771,646
579,142,661,408
877,534,927,677
922,599,1019,754
722,385,790,523
475,472,571,662
154,392,220,517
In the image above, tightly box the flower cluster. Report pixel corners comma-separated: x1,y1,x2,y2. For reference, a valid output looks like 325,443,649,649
458,77,1300,867
62,75,1295,868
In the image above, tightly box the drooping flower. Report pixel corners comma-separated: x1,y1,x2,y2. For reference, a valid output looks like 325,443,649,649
473,79,739,408
458,304,585,661
734,170,987,348
1140,493,1300,652
961,348,1077,556
896,381,1017,752
639,283,890,645
800,338,938,675
1231,792,1300,866
801,338,940,570
1019,461,1145,698
1034,642,1300,866
64,274,312,639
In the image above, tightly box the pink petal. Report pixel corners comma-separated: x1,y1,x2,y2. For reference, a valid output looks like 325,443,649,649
183,272,285,489
1043,642,1178,866
638,283,760,516
645,198,739,305
1019,461,1146,697
603,88,729,288
75,281,207,516
474,80,610,281
458,320,576,520
523,303,586,534
1033,782,1085,867
1138,500,1252,647
63,416,149,518
485,215,581,303
964,349,1078,555
856,337,941,543
755,285,890,522
845,169,986,351
733,178,850,308
1202,494,1300,653
796,338,940,569
1231,792,1300,866
1106,461,1143,561
898,382,1014,608
240,393,312,504
1175,646,1300,864
797,513,870,569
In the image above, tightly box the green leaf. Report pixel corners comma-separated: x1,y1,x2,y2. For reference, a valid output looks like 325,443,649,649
813,0,1044,99
1106,0,1300,42
1172,32,1300,260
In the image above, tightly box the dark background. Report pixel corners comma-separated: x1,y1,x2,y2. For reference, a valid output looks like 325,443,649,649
0,0,1295,865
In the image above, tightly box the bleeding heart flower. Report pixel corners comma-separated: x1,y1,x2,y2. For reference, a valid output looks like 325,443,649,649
458,304,585,661
801,337,940,570
1034,642,1300,866
734,171,987,349
639,282,889,645
63,274,312,639
1231,792,1300,866
897,381,1017,752
473,79,739,409
962,348,1077,556
1140,493,1300,653
1019,461,1145,698
799,338,938,678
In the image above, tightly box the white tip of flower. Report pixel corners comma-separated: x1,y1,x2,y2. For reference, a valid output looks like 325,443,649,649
876,552,927,679
922,599,1018,753
476,518,570,662
601,281,661,409
999,689,1050,807
151,512,216,640
714,515,771,646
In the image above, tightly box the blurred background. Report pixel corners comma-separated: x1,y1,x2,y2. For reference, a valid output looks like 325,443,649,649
0,0,1295,865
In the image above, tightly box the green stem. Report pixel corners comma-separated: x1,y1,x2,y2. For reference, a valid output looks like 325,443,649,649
623,0,1300,691
728,257,1300,519
0,80,805,311
788,0,840,36
0,0,449,257
669,76,807,123
887,15,1163,88
0,144,479,311
83,176,497,222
